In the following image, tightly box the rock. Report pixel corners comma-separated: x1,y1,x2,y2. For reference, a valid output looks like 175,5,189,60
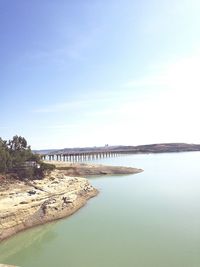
0,162,142,242
0,170,98,242
27,190,36,195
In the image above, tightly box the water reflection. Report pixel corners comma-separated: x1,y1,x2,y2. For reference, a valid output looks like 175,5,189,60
0,222,57,263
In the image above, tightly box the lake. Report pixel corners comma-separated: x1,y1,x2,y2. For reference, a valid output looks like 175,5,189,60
0,152,200,267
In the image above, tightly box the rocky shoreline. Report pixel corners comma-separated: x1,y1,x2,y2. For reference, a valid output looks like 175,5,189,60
0,163,142,242
0,170,98,242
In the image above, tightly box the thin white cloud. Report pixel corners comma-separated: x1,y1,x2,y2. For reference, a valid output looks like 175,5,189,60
24,24,102,65
124,51,200,93
33,99,92,113
0,126,9,129
38,123,81,130
123,75,167,88
33,91,122,114
32,52,200,148
55,124,79,130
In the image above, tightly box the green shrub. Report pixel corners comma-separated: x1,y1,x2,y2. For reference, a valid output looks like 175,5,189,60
0,135,55,180
34,162,55,178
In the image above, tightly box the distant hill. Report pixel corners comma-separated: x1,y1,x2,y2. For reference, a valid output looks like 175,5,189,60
33,149,59,154
34,143,200,155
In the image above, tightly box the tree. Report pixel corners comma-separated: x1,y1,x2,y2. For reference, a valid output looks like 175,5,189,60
8,135,29,151
0,138,11,172
8,135,34,168
0,135,55,179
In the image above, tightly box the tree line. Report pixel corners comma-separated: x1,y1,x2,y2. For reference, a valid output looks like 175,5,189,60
0,135,55,179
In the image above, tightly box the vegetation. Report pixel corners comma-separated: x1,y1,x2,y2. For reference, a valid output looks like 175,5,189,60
0,135,55,179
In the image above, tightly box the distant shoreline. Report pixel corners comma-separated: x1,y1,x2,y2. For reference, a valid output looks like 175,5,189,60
35,143,200,156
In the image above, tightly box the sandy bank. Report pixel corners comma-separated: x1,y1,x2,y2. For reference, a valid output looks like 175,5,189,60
45,161,143,176
0,170,98,242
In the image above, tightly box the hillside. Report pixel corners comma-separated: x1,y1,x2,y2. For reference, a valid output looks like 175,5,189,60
36,143,200,155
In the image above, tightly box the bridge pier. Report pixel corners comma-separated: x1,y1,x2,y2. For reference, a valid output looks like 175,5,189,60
42,150,125,163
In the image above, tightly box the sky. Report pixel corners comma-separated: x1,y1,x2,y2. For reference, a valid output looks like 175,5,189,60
1,0,200,149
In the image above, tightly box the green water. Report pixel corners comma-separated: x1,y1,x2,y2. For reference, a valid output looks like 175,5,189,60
1,152,200,267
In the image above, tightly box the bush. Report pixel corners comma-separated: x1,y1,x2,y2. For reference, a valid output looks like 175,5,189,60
34,162,56,178
0,135,55,180
16,167,35,180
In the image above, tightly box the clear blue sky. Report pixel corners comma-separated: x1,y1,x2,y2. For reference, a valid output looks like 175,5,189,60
1,0,200,149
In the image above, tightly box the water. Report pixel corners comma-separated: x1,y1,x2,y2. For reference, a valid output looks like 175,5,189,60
1,152,200,267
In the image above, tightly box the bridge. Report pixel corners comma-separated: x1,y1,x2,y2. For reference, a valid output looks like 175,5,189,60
41,149,128,162
40,143,200,162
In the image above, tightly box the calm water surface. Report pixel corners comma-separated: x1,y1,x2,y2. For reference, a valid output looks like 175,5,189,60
0,152,200,267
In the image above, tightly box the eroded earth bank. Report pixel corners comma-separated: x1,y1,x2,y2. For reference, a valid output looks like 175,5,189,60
0,163,142,242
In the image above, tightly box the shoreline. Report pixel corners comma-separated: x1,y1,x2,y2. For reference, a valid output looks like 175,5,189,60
0,163,142,242
0,170,98,242
44,160,143,176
